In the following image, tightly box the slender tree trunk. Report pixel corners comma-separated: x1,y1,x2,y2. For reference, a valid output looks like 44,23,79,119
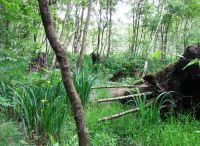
163,16,171,59
160,24,164,60
52,0,71,67
131,1,136,52
132,0,142,53
96,8,102,54
77,7,85,49
134,9,141,53
73,6,85,54
174,20,180,55
107,0,112,58
100,23,107,56
38,1,88,146
60,1,71,42
77,0,93,70
72,5,80,53
134,0,142,53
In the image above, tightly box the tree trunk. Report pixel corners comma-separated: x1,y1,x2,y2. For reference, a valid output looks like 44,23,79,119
72,5,80,53
77,7,85,50
96,8,102,54
131,1,136,52
107,0,112,58
99,23,107,56
38,1,88,146
52,0,71,67
132,0,142,54
162,15,171,59
134,0,143,53
77,0,93,70
160,24,164,60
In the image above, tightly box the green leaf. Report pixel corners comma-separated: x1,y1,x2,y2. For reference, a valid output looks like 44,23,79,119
151,50,161,59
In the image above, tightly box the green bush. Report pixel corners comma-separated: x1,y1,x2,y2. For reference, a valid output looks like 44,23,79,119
103,51,175,77
104,51,144,73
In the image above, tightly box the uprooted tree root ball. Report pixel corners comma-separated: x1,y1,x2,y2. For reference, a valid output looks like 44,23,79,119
113,45,200,119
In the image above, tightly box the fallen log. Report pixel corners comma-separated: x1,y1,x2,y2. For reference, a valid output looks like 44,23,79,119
97,92,153,103
92,85,138,89
99,99,154,122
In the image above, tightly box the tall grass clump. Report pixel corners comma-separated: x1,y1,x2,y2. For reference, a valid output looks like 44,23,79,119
73,67,96,105
134,95,161,125
132,91,175,126
13,83,69,143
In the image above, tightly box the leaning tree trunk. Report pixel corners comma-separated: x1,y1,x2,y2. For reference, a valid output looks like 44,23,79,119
38,1,88,146
77,0,93,70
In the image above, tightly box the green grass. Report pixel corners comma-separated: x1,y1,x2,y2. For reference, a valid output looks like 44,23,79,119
82,89,200,146
0,121,21,146
86,104,200,146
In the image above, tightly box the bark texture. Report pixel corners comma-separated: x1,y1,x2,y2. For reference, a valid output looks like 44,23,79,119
38,1,88,145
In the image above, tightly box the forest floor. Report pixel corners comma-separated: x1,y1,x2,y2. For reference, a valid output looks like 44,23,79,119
84,83,200,146
0,53,200,145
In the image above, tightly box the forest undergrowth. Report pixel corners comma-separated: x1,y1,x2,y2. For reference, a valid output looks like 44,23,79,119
0,52,199,146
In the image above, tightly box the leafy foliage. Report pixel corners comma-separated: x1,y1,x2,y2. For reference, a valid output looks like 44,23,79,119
0,0,200,145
